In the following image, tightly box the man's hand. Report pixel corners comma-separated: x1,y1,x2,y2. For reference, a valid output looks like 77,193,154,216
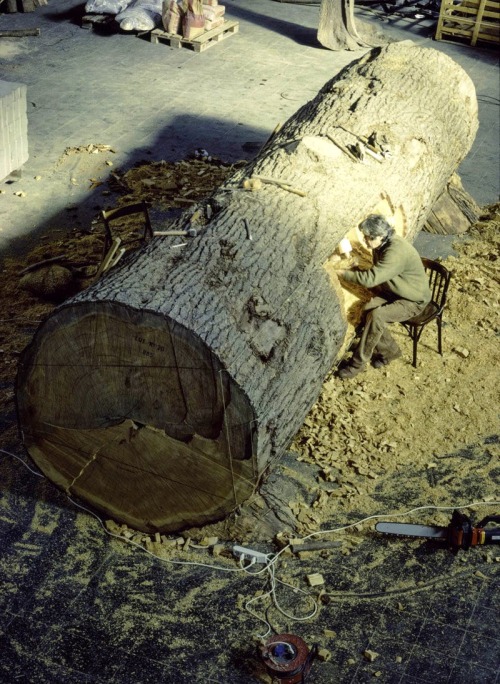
336,269,348,278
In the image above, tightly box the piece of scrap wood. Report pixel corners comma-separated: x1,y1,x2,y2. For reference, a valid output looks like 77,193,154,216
253,175,307,197
291,540,342,554
0,28,40,37
306,572,325,587
19,255,68,275
325,133,359,162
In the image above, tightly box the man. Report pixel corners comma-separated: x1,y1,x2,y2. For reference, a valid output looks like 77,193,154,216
337,214,431,380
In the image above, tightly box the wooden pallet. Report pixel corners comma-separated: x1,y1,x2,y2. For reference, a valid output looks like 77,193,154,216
149,20,239,52
435,0,499,45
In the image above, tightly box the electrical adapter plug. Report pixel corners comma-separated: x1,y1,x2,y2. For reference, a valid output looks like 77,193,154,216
233,545,269,564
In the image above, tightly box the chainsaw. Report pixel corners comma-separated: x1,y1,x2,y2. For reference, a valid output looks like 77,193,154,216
375,510,500,554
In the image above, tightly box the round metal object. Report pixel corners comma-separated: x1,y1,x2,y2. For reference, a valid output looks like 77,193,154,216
260,633,312,683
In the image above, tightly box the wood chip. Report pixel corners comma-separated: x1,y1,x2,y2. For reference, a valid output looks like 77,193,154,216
474,570,490,579
317,648,331,662
306,572,325,587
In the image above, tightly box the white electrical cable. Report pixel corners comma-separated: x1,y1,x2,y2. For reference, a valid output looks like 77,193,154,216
273,576,318,622
0,439,315,636
266,500,500,570
0,448,44,478
0,447,249,574
2,448,499,638
67,495,246,574
245,499,500,635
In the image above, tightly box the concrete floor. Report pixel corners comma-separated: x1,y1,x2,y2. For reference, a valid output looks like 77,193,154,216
0,2,499,683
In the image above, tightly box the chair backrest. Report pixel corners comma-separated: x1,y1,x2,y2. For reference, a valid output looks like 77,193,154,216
101,200,153,251
101,201,150,225
422,258,452,311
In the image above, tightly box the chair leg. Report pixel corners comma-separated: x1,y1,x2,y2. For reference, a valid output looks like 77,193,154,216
142,203,153,242
437,316,443,355
103,220,113,255
412,330,418,368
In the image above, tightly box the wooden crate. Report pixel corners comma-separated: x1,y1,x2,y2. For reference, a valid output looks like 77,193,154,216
435,0,499,46
149,19,239,52
3,0,47,11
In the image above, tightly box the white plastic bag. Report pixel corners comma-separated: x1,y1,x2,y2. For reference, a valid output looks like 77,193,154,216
85,0,132,15
116,0,163,31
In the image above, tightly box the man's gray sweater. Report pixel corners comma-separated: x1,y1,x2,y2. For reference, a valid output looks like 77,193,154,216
342,235,432,304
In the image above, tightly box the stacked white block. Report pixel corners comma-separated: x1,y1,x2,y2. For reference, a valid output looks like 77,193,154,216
0,80,29,182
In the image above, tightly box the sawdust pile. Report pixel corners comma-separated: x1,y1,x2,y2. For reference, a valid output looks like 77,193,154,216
1,158,499,552
181,201,499,547
287,203,500,535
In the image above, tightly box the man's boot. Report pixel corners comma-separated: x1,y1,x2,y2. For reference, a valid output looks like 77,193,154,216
371,348,402,368
337,363,365,379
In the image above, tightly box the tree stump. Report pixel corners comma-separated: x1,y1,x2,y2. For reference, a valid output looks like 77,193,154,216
424,172,481,235
17,43,478,534
318,0,390,51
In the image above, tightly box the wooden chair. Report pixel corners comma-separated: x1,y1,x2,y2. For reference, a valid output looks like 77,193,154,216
95,200,153,279
101,200,153,254
400,258,452,368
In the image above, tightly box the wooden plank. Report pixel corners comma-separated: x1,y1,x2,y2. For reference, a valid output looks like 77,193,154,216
472,0,488,43
150,20,239,52
0,28,40,36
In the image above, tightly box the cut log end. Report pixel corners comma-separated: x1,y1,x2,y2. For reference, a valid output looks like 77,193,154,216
17,302,257,532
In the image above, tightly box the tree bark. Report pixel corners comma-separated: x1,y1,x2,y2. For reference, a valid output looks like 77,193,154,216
317,0,390,51
17,42,478,534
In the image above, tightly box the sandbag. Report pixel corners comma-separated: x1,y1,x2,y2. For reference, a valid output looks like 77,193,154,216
183,0,204,39
162,0,183,33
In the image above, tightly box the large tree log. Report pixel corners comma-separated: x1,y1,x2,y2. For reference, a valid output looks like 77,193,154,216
17,43,478,534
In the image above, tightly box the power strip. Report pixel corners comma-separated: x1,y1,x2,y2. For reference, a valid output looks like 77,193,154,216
233,545,269,564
